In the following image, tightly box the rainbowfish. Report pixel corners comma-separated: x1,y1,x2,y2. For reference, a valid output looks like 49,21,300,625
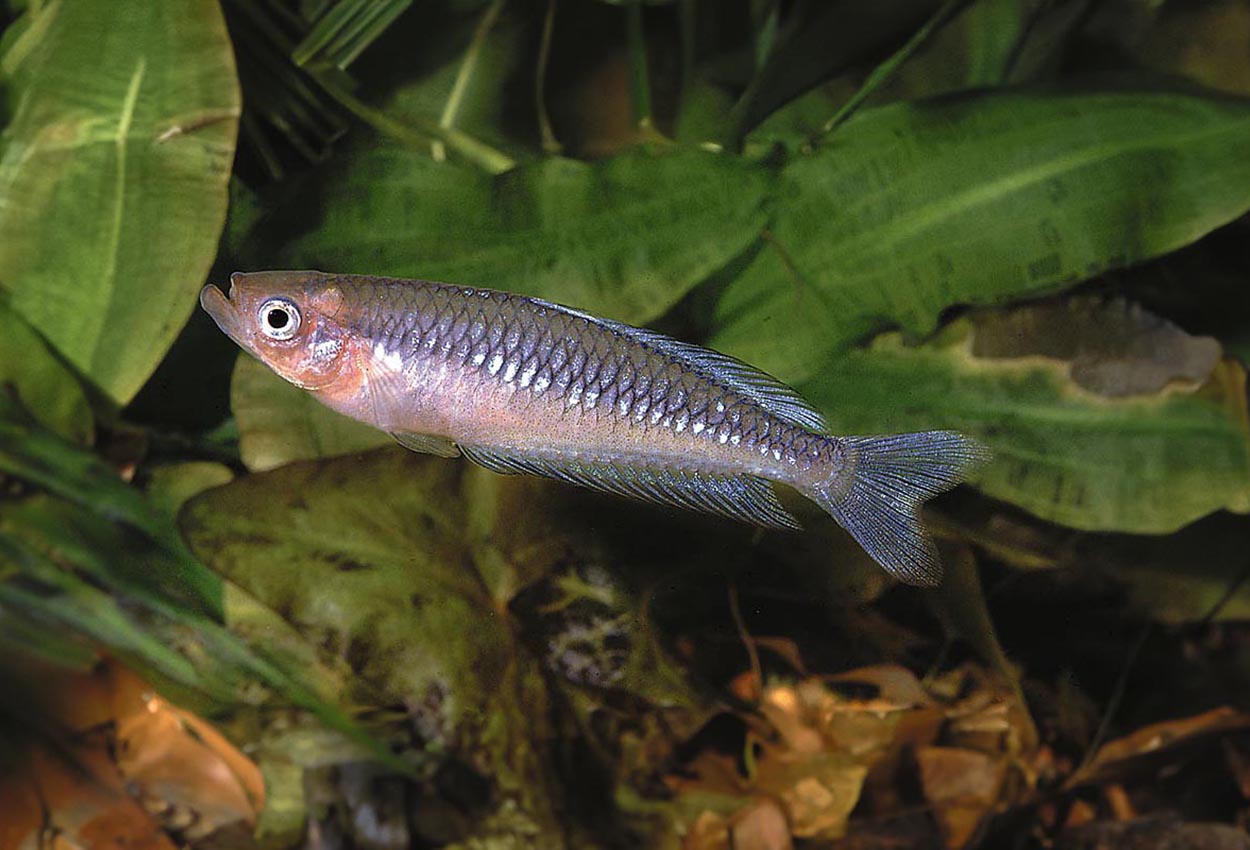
201,272,985,585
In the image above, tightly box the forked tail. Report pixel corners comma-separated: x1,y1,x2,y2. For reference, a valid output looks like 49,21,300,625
809,431,988,586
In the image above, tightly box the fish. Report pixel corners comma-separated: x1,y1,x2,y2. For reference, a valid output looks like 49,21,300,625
201,271,986,585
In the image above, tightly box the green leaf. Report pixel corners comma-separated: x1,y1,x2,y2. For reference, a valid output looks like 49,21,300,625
181,448,506,712
0,0,240,404
180,449,564,816
232,354,390,471
711,89,1250,384
145,461,235,515
179,447,711,830
244,144,772,325
800,309,1250,534
0,299,90,443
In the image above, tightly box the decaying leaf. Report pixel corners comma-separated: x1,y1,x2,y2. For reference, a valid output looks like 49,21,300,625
1058,816,1250,850
802,303,1250,534
666,662,1038,848
0,660,262,850
1066,706,1250,790
917,746,1008,850
971,297,1223,398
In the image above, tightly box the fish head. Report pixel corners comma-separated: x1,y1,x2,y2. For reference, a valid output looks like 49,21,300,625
200,271,359,391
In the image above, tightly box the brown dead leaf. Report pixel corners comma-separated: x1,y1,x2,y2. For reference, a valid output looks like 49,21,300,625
972,297,1222,398
827,664,934,712
917,746,1009,850
0,746,177,850
683,810,731,850
0,660,263,850
729,799,792,850
1059,816,1250,850
755,752,867,840
685,799,794,850
1063,798,1098,830
1221,737,1250,799
671,662,1041,847
1066,706,1250,789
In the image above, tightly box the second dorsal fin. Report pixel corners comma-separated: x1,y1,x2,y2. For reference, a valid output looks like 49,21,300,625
531,297,829,433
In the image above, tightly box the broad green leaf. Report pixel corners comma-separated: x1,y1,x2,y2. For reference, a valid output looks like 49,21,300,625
0,299,90,443
0,0,240,403
231,354,389,471
180,448,561,823
180,447,713,834
800,309,1250,534
181,448,522,718
711,89,1250,384
243,144,772,326
146,461,235,515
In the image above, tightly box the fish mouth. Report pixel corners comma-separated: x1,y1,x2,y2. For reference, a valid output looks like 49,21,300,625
199,281,248,349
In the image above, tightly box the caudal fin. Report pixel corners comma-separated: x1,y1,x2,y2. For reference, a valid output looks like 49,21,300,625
810,431,988,586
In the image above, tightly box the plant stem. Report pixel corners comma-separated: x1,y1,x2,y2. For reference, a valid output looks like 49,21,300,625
536,0,561,154
820,0,970,136
624,0,653,130
433,0,507,162
316,69,515,174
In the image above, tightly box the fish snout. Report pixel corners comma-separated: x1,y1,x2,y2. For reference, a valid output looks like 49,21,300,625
199,282,243,343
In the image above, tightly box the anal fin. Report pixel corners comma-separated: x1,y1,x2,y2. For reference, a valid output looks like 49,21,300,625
459,444,800,529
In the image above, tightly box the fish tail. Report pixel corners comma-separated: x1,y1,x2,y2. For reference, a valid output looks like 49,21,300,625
808,431,988,586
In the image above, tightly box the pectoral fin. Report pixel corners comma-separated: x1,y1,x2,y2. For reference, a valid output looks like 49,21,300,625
390,431,461,458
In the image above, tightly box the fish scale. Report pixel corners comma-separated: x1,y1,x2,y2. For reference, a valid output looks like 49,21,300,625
354,282,789,459
201,271,986,585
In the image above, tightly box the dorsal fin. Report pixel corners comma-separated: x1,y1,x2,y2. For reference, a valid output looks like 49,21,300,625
459,444,802,530
530,297,829,433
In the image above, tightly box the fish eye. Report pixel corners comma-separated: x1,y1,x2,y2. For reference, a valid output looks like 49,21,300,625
258,298,300,340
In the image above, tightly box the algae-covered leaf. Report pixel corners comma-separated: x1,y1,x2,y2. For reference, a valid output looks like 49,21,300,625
180,448,568,830
711,89,1250,383
242,144,771,325
231,355,389,471
801,301,1250,533
179,447,715,838
180,449,521,736
0,0,240,404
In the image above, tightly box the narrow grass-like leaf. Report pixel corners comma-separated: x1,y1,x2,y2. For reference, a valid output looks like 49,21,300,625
0,0,240,403
0,398,407,771
821,0,971,133
293,0,412,70
712,88,1250,384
